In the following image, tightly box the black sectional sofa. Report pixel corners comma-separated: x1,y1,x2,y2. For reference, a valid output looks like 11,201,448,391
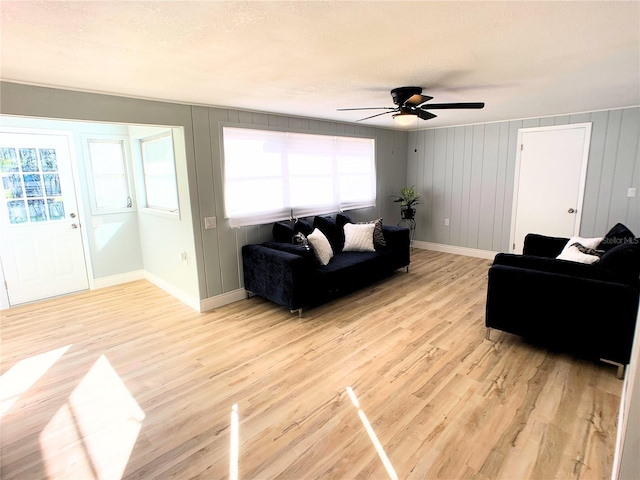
485,223,640,376
242,213,410,315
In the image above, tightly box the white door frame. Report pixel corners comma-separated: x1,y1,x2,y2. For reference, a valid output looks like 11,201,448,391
0,126,96,306
509,123,592,253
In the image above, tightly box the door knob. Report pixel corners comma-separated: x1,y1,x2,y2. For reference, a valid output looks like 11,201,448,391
568,208,576,213
71,223,78,229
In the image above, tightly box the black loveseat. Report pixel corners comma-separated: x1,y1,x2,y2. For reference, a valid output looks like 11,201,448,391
485,223,640,376
242,213,410,315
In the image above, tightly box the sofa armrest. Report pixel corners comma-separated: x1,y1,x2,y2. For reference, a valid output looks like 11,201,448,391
242,244,316,310
381,225,411,267
382,225,410,249
262,241,316,262
522,233,569,258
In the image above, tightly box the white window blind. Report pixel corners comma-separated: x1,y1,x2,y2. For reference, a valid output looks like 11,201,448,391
222,127,376,227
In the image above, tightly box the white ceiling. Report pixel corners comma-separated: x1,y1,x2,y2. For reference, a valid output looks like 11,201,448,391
1,1,639,129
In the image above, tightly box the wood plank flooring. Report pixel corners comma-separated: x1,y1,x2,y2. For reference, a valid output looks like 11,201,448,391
0,249,623,479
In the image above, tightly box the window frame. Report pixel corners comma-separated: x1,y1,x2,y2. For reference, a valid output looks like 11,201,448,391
137,130,180,217
220,123,377,227
82,134,134,215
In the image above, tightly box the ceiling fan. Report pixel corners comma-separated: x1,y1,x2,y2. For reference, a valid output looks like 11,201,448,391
337,86,485,124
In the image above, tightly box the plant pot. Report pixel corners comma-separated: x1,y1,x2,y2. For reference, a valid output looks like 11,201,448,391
401,207,415,220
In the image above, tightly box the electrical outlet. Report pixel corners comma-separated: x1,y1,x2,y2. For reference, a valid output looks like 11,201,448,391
628,188,637,198
444,218,450,226
180,251,188,264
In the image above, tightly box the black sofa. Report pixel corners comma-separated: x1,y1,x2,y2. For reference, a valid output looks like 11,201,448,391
242,213,410,315
485,223,640,376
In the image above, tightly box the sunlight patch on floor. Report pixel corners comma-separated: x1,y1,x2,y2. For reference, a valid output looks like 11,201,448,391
0,344,71,417
39,354,145,479
346,386,398,480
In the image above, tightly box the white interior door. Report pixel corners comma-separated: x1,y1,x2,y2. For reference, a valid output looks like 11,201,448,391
510,124,592,253
0,131,88,305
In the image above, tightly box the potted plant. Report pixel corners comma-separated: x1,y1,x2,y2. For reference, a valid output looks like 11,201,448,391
391,185,420,219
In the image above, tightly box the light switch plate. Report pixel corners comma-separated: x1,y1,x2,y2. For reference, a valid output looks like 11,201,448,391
628,188,637,198
204,216,217,229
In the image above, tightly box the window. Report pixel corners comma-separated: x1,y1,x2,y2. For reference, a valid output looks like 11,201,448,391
86,138,132,213
1,146,65,224
222,127,376,227
140,132,178,213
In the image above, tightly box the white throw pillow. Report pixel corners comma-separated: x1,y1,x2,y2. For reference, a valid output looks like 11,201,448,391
307,228,333,265
556,236,603,264
343,222,376,252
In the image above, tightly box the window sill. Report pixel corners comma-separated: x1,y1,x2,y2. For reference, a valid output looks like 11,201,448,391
139,207,180,220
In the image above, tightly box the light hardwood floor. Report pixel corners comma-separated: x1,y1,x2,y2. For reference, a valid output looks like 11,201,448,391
0,249,622,480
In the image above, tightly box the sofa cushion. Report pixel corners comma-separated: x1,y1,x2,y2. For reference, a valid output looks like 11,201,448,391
598,223,637,252
556,236,603,264
273,220,295,243
336,212,352,228
365,218,386,249
314,215,343,252
294,218,314,236
307,228,333,265
343,223,375,252
596,242,640,283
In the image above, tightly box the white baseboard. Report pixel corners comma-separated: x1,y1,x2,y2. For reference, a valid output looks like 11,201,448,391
413,241,498,260
143,271,201,311
200,288,248,312
93,270,145,289
91,269,247,313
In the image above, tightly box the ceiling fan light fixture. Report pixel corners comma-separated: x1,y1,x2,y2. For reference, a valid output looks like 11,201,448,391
393,112,416,126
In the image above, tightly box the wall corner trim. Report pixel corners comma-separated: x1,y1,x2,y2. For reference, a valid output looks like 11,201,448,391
144,271,201,311
413,241,499,260
200,288,248,312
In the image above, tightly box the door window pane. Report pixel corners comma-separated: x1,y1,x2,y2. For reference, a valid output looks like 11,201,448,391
39,149,58,171
19,148,39,172
1,148,18,172
23,174,43,197
44,174,61,196
3,174,23,198
47,198,65,220
28,199,47,222
7,200,27,224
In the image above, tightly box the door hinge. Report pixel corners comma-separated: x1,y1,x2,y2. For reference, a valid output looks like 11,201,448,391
520,144,524,151
4,280,7,291
513,243,516,250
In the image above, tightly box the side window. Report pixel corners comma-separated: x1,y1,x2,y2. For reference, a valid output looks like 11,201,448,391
139,132,178,213
84,136,133,214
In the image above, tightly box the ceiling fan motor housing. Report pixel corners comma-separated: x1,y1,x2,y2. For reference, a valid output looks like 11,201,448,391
390,86,423,106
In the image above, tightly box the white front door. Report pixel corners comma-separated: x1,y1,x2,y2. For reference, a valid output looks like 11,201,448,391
0,131,88,305
510,124,592,253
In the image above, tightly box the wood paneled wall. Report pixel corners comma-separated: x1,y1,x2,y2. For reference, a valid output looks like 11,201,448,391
193,107,408,299
408,107,640,252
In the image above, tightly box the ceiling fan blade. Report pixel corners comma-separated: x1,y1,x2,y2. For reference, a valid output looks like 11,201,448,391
356,110,397,122
337,107,396,111
417,110,437,121
419,102,485,110
405,94,433,106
